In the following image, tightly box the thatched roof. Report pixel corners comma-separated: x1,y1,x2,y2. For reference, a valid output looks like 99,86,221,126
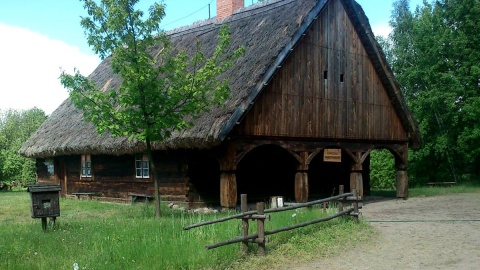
20,0,421,158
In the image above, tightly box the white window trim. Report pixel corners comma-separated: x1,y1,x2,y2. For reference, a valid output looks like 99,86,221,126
81,154,92,178
135,154,150,179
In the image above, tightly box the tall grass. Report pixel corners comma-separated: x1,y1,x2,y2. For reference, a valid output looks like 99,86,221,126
0,192,371,269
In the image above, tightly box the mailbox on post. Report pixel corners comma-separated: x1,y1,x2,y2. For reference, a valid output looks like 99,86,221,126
27,184,61,231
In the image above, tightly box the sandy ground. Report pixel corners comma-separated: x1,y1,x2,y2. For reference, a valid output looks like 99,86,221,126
292,192,480,270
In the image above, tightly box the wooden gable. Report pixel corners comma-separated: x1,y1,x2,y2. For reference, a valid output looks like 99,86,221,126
234,0,407,142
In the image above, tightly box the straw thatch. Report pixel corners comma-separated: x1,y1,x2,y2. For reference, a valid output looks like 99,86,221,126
20,0,420,158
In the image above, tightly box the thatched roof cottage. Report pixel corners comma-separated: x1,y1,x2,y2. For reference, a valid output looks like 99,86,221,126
20,0,420,207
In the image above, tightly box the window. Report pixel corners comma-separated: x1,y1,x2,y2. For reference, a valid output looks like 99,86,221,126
135,154,150,178
43,158,54,176
81,154,92,178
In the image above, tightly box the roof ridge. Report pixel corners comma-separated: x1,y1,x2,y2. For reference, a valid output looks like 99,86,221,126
166,0,298,38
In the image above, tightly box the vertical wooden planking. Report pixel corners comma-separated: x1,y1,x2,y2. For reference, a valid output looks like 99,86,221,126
296,38,304,136
327,1,334,137
304,35,313,136
314,12,319,137
334,0,341,138
231,0,411,142
279,63,286,136
340,1,348,137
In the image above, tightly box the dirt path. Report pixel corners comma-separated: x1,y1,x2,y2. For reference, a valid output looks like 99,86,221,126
292,192,480,270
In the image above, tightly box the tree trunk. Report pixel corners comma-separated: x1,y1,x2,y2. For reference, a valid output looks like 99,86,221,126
146,137,161,218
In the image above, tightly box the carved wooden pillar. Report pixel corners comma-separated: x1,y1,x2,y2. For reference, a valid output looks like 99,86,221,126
219,143,237,208
395,149,408,199
295,152,309,203
350,152,363,197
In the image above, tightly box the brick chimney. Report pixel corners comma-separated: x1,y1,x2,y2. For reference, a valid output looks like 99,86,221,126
217,0,244,20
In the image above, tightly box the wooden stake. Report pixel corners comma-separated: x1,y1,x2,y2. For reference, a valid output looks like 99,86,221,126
256,202,266,256
353,189,359,223
338,185,344,212
41,217,47,231
241,194,249,255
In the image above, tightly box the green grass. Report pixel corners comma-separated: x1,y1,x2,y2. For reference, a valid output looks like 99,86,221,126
370,182,480,198
0,192,372,269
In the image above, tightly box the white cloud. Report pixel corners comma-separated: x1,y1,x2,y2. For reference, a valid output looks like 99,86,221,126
0,23,100,115
371,22,392,38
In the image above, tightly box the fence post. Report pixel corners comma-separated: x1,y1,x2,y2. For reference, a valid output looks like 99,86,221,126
352,189,359,223
241,194,249,255
338,185,344,212
256,202,266,256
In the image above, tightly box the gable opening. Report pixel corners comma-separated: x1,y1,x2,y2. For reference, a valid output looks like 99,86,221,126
188,152,220,206
236,145,298,203
308,149,356,198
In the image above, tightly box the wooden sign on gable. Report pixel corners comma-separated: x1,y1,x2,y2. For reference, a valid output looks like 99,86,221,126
324,149,341,162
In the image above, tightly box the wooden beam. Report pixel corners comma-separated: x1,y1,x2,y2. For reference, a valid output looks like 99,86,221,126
395,148,408,199
219,143,238,208
396,170,408,199
220,173,237,207
350,151,363,197
295,172,309,203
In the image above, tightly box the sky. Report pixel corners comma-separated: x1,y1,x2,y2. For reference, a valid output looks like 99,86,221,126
0,0,424,115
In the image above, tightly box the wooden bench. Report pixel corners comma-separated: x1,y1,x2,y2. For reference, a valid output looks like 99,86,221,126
129,193,154,204
71,192,95,199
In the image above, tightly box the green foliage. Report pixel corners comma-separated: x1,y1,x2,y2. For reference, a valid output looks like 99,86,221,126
0,108,46,186
370,150,396,190
61,0,244,217
0,193,371,269
384,0,480,185
61,0,244,142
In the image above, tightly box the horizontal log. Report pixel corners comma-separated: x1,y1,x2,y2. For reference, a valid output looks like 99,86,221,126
184,192,353,230
238,214,270,220
205,208,355,250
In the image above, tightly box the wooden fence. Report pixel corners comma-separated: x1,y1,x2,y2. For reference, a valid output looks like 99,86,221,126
184,185,361,256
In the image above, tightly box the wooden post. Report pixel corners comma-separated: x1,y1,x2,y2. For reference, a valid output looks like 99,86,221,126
395,148,408,200
350,152,363,198
41,217,47,231
396,169,408,199
241,194,249,255
256,202,266,256
395,152,408,199
352,189,359,223
295,152,309,203
220,173,237,207
338,185,344,212
294,172,309,203
219,144,237,208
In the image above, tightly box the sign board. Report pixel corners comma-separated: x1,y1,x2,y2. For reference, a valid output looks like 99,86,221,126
324,149,341,162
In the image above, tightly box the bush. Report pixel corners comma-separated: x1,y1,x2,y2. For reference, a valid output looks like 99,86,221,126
370,149,396,190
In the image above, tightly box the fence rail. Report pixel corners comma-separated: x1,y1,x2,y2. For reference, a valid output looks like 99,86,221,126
184,185,360,256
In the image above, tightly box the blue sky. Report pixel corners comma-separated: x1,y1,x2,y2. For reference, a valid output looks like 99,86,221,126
0,0,424,115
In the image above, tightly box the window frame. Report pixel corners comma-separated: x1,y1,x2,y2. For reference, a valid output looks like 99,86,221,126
135,154,150,179
80,154,92,178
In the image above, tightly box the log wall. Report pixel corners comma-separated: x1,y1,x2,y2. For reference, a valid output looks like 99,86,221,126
235,0,407,142
36,158,55,184
47,152,198,202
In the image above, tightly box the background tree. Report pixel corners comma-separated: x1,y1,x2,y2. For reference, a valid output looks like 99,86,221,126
369,150,397,190
61,0,244,217
385,0,480,185
0,108,47,187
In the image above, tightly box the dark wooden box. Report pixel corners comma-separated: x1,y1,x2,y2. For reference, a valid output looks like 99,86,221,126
27,185,61,218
